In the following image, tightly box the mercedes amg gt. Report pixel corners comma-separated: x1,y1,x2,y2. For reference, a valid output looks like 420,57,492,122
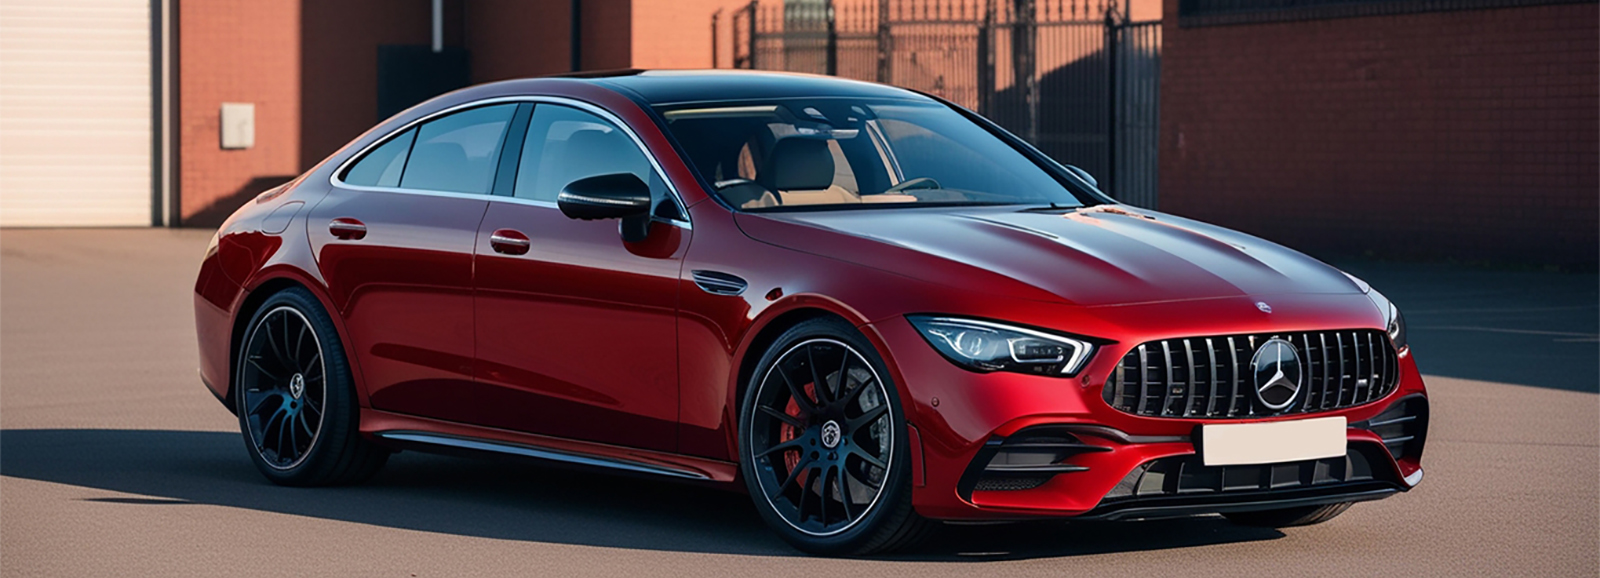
194,70,1428,555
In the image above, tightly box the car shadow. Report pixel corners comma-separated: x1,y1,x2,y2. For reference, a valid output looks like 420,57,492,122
0,428,1285,560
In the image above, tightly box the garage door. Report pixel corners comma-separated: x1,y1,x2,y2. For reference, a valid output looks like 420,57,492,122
0,0,152,226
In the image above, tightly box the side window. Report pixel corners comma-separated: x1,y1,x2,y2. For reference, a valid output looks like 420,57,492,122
342,128,416,187
398,104,517,194
514,105,653,203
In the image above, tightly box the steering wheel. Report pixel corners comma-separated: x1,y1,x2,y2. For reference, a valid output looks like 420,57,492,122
715,178,782,206
883,177,941,194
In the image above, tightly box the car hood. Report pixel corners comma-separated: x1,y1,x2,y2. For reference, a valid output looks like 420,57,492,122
734,205,1362,307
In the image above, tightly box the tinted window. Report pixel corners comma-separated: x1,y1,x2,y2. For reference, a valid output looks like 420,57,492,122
343,128,415,187
399,104,516,194
514,105,652,203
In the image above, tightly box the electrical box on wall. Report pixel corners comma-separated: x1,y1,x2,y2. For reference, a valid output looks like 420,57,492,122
220,103,255,149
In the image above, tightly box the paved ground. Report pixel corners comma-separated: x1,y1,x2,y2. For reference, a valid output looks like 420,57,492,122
1,228,1595,577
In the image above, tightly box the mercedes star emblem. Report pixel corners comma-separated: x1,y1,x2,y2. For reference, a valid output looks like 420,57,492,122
1250,338,1301,411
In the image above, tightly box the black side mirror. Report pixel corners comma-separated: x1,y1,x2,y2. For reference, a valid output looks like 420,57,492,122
557,173,654,242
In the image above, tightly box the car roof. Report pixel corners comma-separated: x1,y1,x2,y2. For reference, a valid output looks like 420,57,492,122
573,69,933,106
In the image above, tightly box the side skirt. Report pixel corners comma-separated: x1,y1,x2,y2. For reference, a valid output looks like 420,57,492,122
362,409,740,485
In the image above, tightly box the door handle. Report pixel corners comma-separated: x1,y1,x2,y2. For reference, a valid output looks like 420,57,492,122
488,228,531,255
329,218,367,240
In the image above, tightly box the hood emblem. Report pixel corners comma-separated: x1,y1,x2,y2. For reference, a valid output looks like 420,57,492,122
1256,301,1272,314
1251,339,1302,411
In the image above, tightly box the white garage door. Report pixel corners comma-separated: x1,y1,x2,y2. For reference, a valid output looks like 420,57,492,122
0,0,152,227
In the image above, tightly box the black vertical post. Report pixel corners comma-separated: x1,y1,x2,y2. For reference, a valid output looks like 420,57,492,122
570,0,582,71
1104,8,1119,197
826,0,838,76
712,9,721,68
746,1,760,69
977,0,994,116
1013,0,1037,143
876,0,890,83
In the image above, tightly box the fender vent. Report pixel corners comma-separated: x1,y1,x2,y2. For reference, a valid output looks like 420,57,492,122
691,270,747,296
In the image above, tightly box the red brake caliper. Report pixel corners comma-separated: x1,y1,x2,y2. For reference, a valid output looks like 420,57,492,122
778,381,816,483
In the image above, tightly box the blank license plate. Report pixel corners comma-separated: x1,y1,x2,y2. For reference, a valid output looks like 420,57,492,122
1200,416,1347,466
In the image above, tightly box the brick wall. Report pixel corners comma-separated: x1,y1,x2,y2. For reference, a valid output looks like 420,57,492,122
298,0,437,171
1159,0,1598,268
177,0,301,225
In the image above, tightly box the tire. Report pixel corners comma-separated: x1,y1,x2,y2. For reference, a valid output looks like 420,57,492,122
1223,502,1352,527
234,287,389,486
738,317,935,556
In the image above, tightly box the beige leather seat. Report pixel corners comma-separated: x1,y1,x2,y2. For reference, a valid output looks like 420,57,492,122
741,137,917,209
757,138,860,207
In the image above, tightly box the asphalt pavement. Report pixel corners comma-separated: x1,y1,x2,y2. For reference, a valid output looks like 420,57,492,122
2,228,1595,577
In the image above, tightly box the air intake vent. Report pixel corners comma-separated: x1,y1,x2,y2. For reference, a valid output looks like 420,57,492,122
1355,395,1429,461
1103,445,1396,501
959,426,1108,497
690,270,747,296
1103,329,1400,419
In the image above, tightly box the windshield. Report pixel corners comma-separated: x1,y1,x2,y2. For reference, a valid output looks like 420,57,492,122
655,98,1090,211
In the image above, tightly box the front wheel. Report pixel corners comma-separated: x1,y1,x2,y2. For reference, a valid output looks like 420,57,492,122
235,287,388,486
1223,502,1353,527
738,318,933,556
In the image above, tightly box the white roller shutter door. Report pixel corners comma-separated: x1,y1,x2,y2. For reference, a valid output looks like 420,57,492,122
0,0,152,226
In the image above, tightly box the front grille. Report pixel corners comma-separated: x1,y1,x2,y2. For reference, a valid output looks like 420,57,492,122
1103,444,1397,501
1104,329,1400,419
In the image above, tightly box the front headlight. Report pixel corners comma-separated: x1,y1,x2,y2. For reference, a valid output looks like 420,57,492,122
1344,270,1406,350
907,316,1094,377
1369,289,1407,350
1385,300,1407,350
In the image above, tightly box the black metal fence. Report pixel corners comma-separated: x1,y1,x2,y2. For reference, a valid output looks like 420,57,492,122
716,0,1161,208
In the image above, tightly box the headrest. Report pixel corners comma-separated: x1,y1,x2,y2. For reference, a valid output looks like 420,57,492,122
760,137,834,191
564,129,644,183
403,141,471,191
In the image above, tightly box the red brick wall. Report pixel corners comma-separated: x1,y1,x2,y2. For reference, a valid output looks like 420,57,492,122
178,0,301,225
298,0,437,170
1159,1,1599,268
466,0,572,82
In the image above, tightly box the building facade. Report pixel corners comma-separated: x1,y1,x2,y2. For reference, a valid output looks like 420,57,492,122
1159,0,1598,267
1,0,742,228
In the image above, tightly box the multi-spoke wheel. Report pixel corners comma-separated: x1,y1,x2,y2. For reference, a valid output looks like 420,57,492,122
239,305,326,470
235,288,388,486
740,318,933,556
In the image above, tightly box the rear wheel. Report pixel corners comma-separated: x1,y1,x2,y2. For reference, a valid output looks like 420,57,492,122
739,318,933,556
1223,502,1352,527
235,287,388,486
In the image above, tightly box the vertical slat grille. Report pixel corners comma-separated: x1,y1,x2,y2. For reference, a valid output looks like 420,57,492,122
1107,329,1400,419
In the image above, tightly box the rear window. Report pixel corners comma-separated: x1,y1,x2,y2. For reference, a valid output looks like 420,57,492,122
342,128,415,187
399,104,516,194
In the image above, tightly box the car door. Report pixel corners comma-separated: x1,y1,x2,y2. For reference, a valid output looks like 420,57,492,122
309,103,521,422
472,101,690,452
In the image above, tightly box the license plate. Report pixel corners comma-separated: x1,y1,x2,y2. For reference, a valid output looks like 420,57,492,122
1200,416,1347,466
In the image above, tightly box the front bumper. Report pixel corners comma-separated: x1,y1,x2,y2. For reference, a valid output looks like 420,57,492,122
862,313,1429,521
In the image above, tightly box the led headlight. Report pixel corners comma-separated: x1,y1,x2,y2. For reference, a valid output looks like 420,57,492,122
1385,299,1407,350
907,316,1094,377
1367,288,1407,350
1342,270,1406,350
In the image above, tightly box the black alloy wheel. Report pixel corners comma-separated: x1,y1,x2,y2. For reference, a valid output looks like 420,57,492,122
235,288,388,485
740,318,932,555
239,305,325,470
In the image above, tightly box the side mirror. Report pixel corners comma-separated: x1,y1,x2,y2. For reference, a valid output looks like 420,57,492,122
1064,165,1098,189
557,173,654,242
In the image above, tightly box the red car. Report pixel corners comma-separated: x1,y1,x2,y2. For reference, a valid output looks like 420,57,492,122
194,70,1427,555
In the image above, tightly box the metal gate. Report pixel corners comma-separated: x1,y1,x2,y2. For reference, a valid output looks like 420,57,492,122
718,0,1161,208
